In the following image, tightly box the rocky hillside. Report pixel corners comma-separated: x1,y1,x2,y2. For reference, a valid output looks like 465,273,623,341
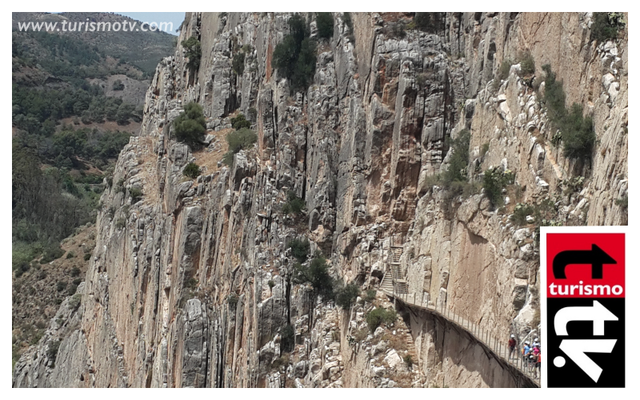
11,12,176,368
13,12,627,388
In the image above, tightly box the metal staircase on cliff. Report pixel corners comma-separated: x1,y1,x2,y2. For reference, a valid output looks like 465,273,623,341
380,245,540,388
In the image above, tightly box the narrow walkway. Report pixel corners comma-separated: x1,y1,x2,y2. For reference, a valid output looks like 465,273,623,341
380,271,540,387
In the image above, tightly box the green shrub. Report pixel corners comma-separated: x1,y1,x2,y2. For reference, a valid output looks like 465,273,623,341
561,104,595,160
444,129,470,184
482,167,514,207
291,38,317,91
530,198,560,231
14,262,31,278
182,277,197,291
41,245,65,264
129,187,143,203
562,176,585,196
226,127,257,153
364,289,377,302
230,113,251,130
616,195,628,209
66,251,75,259
335,283,360,310
511,203,535,226
68,293,82,311
283,190,305,215
365,307,397,332
551,131,563,147
56,281,67,292
181,36,202,70
272,35,298,81
293,254,334,299
413,12,445,33
112,79,125,91
13,242,41,271
268,279,276,289
174,102,206,146
288,238,310,263
183,162,201,179
404,354,414,368
47,340,61,365
542,65,595,161
497,59,513,82
590,12,625,43
222,151,235,167
232,52,245,75
71,266,81,277
541,64,566,124
272,14,317,93
84,252,91,261
316,13,334,39
518,51,535,76
480,142,490,158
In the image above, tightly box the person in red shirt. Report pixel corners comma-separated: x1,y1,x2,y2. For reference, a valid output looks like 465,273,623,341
508,334,516,359
534,345,541,378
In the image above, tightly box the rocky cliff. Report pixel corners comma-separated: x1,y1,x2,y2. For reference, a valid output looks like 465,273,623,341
13,12,627,388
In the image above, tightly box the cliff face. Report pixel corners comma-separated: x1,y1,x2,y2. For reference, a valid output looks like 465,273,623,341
14,12,627,388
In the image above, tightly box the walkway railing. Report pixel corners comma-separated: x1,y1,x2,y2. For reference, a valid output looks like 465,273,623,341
380,273,540,387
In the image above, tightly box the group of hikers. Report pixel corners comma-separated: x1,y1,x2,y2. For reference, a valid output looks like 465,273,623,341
508,334,541,377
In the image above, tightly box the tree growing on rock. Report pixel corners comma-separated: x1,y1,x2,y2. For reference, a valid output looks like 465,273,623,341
365,307,397,333
226,127,257,153
288,238,310,263
230,113,251,130
335,283,360,310
316,13,334,39
181,36,201,71
173,102,206,146
222,127,257,167
293,253,334,300
272,14,317,93
183,162,201,179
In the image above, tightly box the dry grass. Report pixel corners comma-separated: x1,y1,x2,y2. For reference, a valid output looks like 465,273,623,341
12,224,96,362
135,136,162,204
382,331,409,353
353,327,369,342
192,128,232,176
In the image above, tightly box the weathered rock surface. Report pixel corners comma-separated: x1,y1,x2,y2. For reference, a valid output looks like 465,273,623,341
14,12,627,388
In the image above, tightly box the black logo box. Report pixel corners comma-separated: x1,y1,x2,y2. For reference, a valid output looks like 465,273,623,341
547,298,625,388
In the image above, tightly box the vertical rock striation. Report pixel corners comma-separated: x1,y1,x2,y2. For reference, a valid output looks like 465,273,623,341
14,12,627,388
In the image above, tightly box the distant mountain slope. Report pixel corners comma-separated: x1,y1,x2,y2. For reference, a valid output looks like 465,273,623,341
11,13,178,367
13,12,179,75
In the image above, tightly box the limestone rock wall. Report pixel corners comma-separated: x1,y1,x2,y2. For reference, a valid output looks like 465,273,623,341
14,12,627,388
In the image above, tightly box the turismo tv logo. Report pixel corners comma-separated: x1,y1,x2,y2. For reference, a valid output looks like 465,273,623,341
542,229,625,388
